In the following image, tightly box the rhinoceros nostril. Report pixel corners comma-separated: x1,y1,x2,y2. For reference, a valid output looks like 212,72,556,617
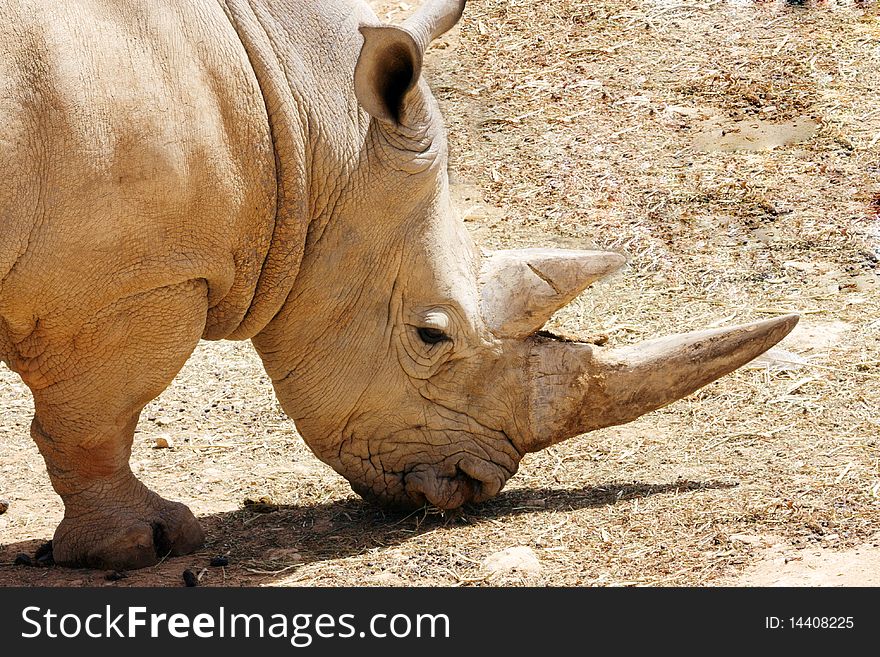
454,464,482,500
456,457,505,501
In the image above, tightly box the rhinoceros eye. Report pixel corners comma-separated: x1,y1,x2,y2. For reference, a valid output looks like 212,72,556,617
417,327,449,345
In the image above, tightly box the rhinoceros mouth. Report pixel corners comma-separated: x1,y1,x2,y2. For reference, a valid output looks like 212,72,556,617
345,452,516,511
402,457,504,510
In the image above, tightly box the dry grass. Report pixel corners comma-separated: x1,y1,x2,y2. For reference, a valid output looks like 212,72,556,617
1,0,879,586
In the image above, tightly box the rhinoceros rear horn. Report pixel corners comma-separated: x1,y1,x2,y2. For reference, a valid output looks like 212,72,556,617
355,1,465,123
403,0,467,53
481,248,626,339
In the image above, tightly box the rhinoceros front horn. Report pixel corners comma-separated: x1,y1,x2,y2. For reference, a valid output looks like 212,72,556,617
521,314,800,452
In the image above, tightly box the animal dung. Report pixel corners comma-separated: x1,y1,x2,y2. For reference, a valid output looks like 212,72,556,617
210,556,229,567
105,570,128,581
10,543,54,568
182,569,199,587
13,553,33,567
34,541,54,566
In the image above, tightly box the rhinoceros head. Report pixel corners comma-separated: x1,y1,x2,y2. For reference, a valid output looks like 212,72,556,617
252,0,798,509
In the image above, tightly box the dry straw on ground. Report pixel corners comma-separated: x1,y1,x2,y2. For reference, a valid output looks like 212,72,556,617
1,0,879,586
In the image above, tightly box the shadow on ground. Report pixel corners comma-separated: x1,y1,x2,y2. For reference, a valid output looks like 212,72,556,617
0,479,735,586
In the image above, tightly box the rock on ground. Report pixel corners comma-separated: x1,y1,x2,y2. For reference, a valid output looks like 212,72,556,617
482,546,542,576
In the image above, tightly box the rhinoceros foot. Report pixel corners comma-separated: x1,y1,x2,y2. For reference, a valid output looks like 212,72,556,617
51,487,204,570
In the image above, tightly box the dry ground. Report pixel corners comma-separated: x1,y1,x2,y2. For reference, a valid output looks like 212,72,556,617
1,0,879,587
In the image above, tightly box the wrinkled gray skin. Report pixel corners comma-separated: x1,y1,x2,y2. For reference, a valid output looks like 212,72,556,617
0,0,797,569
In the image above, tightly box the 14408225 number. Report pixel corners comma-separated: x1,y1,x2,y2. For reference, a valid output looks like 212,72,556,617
790,617,854,629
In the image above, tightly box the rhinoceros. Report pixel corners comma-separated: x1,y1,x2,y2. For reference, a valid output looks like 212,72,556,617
0,0,797,570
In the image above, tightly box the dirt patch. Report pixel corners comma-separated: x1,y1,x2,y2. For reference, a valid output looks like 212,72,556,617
785,319,853,352
2,0,880,587
692,116,818,152
724,535,880,586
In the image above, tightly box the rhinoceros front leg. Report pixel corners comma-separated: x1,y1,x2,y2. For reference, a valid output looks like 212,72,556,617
21,280,209,570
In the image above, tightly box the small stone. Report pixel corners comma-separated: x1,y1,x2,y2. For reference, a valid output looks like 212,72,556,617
482,546,542,576
154,416,176,427
105,570,128,581
0,499,9,515
154,436,174,449
182,569,198,587
14,553,33,567
210,556,229,567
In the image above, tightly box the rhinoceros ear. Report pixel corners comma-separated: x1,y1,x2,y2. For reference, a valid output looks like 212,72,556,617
355,1,466,124
355,26,423,124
